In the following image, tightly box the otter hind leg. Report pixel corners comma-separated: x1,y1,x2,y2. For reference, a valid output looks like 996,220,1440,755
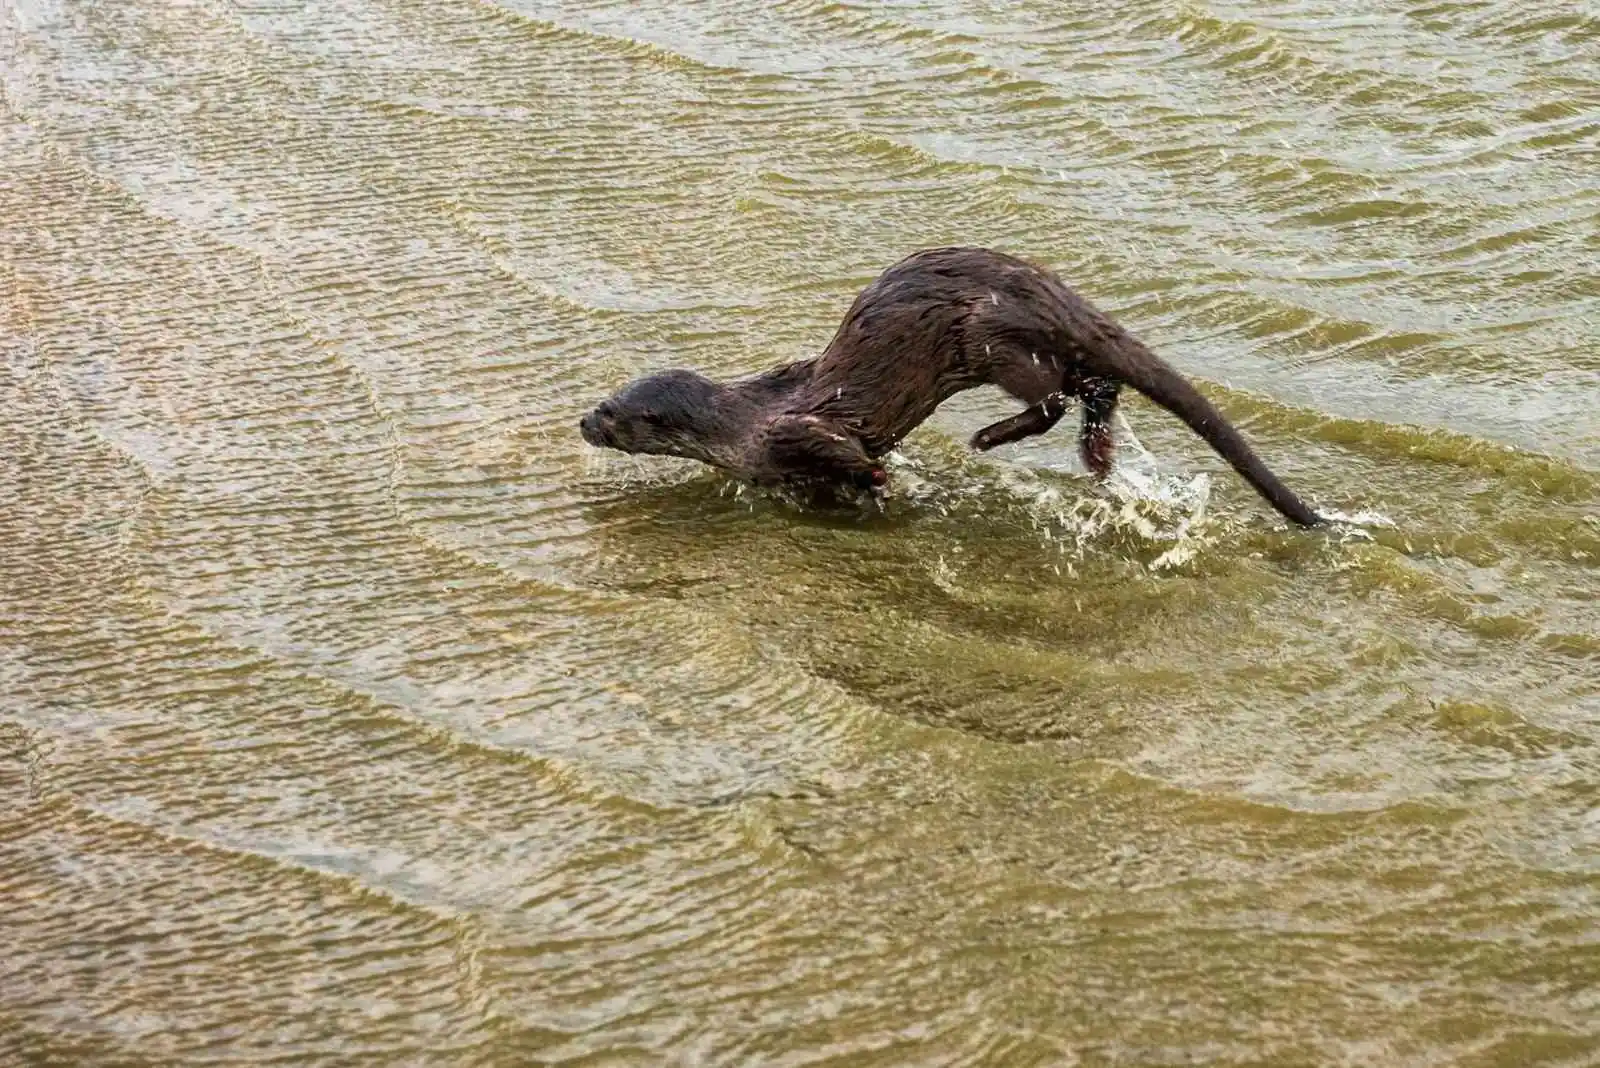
970,344,1072,451
1078,379,1120,479
970,391,1069,451
968,376,1122,481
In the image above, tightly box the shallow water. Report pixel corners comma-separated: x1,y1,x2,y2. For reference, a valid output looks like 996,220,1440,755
1,0,1597,1063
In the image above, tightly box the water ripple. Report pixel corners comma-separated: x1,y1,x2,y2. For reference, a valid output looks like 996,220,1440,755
4,0,1597,1060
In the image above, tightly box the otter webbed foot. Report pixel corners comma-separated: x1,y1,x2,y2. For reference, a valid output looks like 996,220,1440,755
1080,420,1115,480
1077,378,1120,481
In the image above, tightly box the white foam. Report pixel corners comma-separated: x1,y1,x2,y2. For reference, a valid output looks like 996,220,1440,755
1317,507,1396,530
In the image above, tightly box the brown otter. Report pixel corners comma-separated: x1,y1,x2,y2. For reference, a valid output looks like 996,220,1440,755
579,246,1324,527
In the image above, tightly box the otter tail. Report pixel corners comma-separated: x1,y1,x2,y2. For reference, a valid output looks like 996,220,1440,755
1081,333,1324,528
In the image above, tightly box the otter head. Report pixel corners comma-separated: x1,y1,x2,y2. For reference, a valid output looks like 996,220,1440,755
579,369,726,461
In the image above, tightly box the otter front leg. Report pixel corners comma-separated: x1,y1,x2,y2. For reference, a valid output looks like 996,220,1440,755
970,391,1070,451
762,415,886,490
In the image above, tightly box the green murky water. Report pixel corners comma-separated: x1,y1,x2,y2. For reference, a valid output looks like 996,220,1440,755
2,0,1597,1063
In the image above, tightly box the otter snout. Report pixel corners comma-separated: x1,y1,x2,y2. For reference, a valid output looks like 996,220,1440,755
579,401,618,448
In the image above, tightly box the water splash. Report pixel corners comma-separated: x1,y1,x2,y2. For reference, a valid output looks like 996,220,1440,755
969,413,1221,569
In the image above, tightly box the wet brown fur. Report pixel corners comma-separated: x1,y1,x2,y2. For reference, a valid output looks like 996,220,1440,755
579,247,1323,526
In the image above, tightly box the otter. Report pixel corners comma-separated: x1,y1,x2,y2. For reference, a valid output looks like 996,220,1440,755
579,246,1324,527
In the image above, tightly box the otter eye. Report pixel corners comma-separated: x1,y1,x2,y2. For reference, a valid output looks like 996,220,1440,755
639,411,664,425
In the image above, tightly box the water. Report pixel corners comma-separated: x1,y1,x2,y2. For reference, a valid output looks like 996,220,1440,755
2,0,1597,1063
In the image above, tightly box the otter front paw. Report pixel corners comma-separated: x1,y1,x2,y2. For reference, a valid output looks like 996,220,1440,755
850,466,889,492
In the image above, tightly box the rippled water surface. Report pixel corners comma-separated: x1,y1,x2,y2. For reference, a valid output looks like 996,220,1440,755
3,0,1598,1063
